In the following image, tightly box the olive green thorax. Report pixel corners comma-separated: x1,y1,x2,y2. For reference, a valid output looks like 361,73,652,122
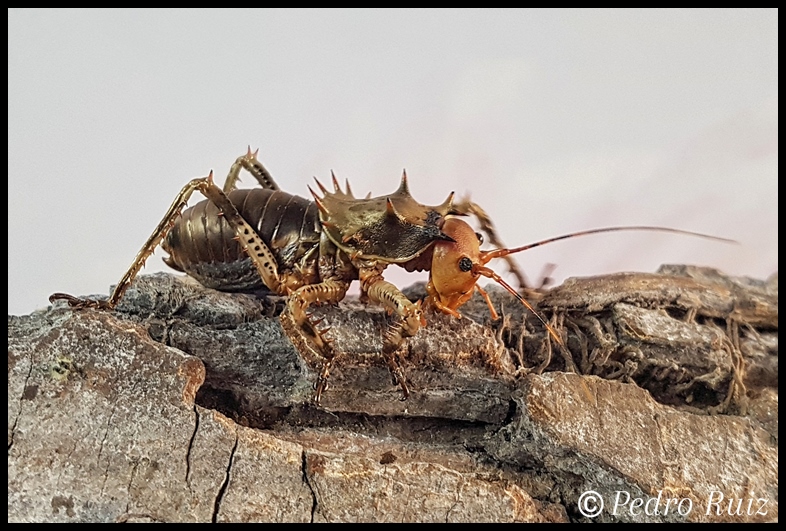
309,171,456,262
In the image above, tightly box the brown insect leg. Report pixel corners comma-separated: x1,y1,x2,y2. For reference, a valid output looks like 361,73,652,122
50,173,286,310
223,147,280,193
182,175,287,295
451,198,530,290
360,268,424,400
286,280,350,404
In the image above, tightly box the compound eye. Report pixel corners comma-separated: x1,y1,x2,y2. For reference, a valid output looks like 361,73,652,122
458,256,473,272
475,232,484,245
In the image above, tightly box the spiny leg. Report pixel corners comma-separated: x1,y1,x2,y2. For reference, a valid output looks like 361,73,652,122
51,175,235,309
197,175,289,293
223,146,280,193
451,198,530,290
50,172,286,310
285,279,350,404
358,266,425,400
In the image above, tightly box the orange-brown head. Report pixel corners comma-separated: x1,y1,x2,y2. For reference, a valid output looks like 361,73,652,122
425,218,735,347
425,216,563,343
426,217,485,316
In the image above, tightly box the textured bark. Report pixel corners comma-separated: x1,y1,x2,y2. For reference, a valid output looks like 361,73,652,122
8,266,777,522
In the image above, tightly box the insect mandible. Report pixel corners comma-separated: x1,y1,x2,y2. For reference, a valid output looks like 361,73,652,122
50,148,733,404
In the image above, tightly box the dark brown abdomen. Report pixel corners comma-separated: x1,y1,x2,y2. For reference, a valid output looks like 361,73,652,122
162,188,321,291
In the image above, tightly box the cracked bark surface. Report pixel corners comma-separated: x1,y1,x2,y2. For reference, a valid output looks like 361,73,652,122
8,267,777,522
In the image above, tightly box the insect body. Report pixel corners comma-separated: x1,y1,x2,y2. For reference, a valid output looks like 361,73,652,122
50,148,732,404
163,187,323,293
51,149,486,403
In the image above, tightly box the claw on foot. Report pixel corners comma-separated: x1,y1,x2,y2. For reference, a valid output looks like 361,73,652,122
313,371,330,406
49,293,112,310
398,382,410,401
385,349,410,401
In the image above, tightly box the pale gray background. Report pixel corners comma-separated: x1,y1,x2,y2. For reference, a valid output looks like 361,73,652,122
8,9,778,315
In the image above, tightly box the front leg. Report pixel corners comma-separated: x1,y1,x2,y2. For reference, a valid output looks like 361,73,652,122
357,263,426,400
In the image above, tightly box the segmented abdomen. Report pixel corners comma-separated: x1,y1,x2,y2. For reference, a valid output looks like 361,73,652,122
162,188,321,291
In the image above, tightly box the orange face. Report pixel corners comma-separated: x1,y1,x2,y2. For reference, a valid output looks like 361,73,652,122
428,217,484,314
425,217,565,345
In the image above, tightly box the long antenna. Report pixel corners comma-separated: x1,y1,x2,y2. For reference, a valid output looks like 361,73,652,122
472,225,736,351
481,226,737,262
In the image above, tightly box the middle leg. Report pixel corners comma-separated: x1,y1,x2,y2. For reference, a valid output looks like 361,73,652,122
284,279,351,405
356,263,426,400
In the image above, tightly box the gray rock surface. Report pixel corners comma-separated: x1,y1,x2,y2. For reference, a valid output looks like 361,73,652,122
8,268,778,522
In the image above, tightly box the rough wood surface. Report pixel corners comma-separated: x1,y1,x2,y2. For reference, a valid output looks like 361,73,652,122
8,266,777,522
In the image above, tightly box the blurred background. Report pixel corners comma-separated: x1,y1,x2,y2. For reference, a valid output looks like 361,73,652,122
8,9,777,315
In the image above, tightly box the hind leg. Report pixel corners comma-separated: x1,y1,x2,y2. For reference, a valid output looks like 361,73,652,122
51,171,287,309
222,147,280,193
